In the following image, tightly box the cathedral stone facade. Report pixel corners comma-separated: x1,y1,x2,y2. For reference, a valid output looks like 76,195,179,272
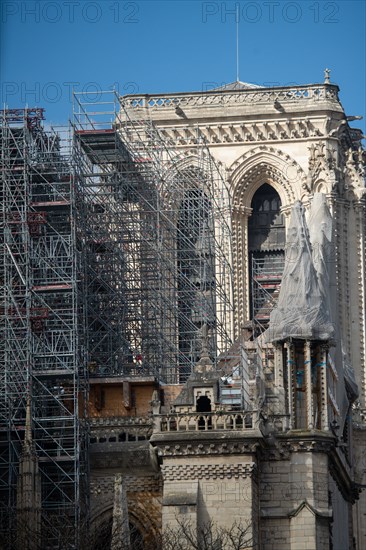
85,75,366,550
4,75,365,550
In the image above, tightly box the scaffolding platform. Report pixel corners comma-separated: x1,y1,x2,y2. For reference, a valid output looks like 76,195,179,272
75,127,129,163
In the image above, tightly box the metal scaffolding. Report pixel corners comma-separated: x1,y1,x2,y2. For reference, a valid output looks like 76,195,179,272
73,90,234,383
0,92,236,545
0,109,88,548
251,255,284,331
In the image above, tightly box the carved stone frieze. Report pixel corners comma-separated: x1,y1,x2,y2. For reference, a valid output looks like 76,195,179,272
157,119,324,147
161,462,257,482
155,439,262,458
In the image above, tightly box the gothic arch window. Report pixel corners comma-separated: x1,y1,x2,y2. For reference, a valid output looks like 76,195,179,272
248,183,285,326
177,185,215,381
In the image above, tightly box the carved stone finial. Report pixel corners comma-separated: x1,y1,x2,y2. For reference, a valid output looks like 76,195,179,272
194,323,213,372
324,68,331,84
201,323,209,356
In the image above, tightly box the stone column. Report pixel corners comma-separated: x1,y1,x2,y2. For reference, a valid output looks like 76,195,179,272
111,473,130,550
334,199,351,364
273,343,284,389
353,199,366,406
232,205,252,337
304,341,314,430
273,343,286,418
319,345,329,431
286,342,296,429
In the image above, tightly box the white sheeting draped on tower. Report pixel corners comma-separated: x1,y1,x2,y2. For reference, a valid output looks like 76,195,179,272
267,197,334,342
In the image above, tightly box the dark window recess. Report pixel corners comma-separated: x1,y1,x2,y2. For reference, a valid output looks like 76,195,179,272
248,184,285,326
130,388,136,408
160,389,165,407
196,395,212,413
248,184,285,252
196,395,212,430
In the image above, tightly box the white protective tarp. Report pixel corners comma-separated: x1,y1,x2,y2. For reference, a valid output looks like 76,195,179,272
267,198,334,342
266,195,358,426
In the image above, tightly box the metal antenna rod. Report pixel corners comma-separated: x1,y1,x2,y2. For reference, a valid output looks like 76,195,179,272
236,5,240,82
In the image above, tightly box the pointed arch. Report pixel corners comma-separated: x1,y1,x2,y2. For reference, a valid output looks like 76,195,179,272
161,148,227,212
228,146,305,337
229,145,306,208
156,149,234,378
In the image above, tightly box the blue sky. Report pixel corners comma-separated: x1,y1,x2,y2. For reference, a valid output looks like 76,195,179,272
1,0,365,135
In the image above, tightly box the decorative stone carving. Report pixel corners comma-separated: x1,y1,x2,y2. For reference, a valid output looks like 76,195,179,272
121,84,340,112
230,145,306,207
307,141,338,193
344,147,366,194
161,462,257,481
144,115,328,147
156,439,262,458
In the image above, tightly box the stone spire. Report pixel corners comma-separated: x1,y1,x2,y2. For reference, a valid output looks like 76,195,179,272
16,396,41,550
111,473,130,550
24,396,32,452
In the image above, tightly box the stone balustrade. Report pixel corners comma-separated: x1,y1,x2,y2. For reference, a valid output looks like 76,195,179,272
89,415,154,445
89,414,153,428
156,410,258,432
88,412,292,438
121,84,339,111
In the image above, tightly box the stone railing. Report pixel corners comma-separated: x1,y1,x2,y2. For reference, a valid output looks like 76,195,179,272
89,415,152,428
121,84,339,111
156,411,258,432
89,415,154,444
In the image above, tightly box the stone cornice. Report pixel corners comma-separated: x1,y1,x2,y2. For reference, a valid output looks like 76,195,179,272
261,500,332,520
151,429,264,457
260,430,336,460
